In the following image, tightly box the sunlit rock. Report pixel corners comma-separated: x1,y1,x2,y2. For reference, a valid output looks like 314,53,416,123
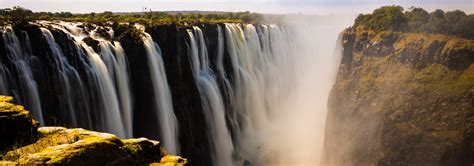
0,97,187,165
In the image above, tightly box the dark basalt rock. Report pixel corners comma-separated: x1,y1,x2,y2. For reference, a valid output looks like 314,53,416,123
82,36,100,53
0,31,6,64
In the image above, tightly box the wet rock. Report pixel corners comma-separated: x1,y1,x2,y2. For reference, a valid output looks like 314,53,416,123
82,36,100,53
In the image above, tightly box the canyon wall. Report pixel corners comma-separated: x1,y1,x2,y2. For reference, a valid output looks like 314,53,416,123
323,28,474,165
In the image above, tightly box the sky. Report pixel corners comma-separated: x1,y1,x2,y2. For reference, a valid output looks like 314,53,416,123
0,0,473,14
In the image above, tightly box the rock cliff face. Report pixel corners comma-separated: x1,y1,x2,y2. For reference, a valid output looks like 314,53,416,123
0,96,187,165
323,28,474,165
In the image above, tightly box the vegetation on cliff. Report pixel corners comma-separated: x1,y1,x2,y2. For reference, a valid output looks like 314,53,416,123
0,6,264,26
0,96,187,165
323,13,474,165
354,6,474,39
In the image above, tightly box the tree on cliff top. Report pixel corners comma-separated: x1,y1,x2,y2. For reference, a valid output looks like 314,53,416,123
354,5,407,31
425,9,449,34
405,7,429,32
354,6,474,40
453,15,474,39
0,6,33,25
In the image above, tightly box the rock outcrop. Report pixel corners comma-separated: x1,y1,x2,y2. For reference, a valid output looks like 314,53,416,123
0,96,39,152
322,28,474,166
0,96,187,165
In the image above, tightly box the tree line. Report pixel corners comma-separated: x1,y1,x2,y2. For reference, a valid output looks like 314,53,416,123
0,6,264,26
354,6,474,39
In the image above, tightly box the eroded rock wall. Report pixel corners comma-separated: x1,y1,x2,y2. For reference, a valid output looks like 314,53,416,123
323,28,474,166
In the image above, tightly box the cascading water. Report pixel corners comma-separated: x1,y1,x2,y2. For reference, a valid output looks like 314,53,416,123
96,40,133,138
187,26,235,166
40,28,96,129
48,23,133,138
0,65,8,94
80,41,126,138
141,30,179,155
0,19,346,165
223,24,297,164
1,28,44,124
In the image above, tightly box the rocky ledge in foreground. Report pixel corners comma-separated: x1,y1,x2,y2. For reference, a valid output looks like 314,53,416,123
0,96,187,165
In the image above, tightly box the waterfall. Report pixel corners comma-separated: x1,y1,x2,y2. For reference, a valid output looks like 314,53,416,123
0,20,342,165
80,42,126,138
215,25,239,139
223,23,298,164
97,41,133,138
142,32,179,155
0,65,9,94
40,28,92,128
47,23,132,137
188,26,234,166
1,28,44,124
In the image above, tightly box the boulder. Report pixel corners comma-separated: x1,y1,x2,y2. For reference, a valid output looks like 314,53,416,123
122,138,166,164
0,96,187,165
2,127,187,165
0,96,39,152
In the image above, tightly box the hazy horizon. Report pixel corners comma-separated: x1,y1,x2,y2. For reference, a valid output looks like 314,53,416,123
1,0,473,14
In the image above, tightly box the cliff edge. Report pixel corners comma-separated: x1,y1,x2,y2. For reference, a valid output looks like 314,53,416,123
322,27,474,165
